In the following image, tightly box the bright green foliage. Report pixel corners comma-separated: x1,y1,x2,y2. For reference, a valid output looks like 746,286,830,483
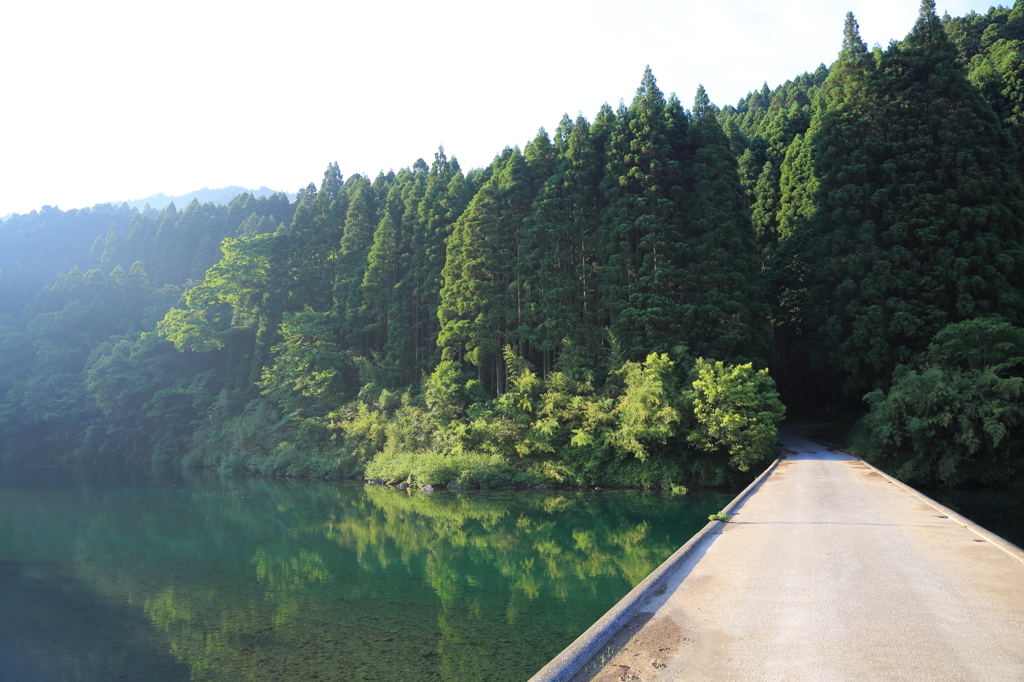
950,3,1024,171
157,235,275,352
258,308,352,414
863,318,1024,485
343,351,784,490
968,37,1024,171
717,67,824,153
689,358,786,472
476,347,551,460
607,353,679,462
158,306,225,352
423,359,478,423
775,135,817,244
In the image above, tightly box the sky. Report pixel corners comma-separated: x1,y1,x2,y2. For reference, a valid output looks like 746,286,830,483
0,0,1002,217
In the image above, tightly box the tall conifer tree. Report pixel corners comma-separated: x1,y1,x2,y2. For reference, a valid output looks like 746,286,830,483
522,116,605,374
333,175,378,349
681,86,773,367
750,160,781,263
599,67,689,360
811,4,1024,394
437,148,537,393
408,149,468,374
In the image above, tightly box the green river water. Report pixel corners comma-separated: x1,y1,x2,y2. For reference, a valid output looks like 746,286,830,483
0,464,732,681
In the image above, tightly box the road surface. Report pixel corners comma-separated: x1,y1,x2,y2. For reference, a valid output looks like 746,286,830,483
569,425,1024,681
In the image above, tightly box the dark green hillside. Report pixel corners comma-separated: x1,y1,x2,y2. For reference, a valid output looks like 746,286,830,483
3,0,1024,490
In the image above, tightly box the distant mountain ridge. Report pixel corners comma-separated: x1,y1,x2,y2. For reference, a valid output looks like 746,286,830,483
0,186,298,222
121,185,295,212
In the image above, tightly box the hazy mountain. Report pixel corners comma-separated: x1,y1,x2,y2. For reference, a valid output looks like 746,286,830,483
121,186,295,212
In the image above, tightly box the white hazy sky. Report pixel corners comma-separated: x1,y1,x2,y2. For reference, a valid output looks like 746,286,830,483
0,0,1001,217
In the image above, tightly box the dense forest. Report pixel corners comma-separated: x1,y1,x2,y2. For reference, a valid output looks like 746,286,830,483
3,0,1024,490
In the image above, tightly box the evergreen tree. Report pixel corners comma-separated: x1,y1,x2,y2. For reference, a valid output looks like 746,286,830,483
589,102,618,160
2,261,25,315
333,175,378,349
125,261,151,320
750,160,781,263
963,16,1024,173
681,85,772,367
361,208,401,354
775,134,818,244
523,115,605,375
360,162,429,385
285,164,347,312
122,213,155,269
149,202,179,285
736,148,762,204
437,148,537,394
108,264,126,295
99,224,119,271
599,67,689,361
407,148,469,375
811,4,1024,395
88,235,104,269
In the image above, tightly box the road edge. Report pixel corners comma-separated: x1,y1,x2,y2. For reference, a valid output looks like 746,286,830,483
527,456,782,682
855,458,1024,565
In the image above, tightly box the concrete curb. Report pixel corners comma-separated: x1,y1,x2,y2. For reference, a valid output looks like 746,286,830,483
856,458,1024,566
527,457,782,682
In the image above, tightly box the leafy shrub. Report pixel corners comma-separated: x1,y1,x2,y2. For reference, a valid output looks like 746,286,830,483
688,358,786,472
348,350,786,490
862,318,1024,486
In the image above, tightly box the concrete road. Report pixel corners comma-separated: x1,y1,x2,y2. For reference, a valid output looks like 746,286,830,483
571,426,1024,682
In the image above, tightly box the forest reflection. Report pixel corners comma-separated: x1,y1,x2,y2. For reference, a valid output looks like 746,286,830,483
0,467,729,682
329,486,681,609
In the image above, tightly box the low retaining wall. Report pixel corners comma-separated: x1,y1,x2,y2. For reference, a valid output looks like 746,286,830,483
529,432,1024,681
858,459,1024,565
527,457,782,682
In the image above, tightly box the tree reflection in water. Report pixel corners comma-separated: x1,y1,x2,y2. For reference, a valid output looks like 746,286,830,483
0,466,731,681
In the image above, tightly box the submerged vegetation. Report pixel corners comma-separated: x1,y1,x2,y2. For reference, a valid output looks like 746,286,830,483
2,1,1024,489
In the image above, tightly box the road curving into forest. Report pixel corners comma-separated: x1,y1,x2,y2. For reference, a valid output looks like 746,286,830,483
558,425,1024,682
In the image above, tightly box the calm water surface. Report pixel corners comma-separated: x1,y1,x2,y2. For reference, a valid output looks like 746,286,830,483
0,465,731,682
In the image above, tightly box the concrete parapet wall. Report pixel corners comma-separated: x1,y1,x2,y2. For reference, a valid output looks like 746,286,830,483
527,457,782,682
